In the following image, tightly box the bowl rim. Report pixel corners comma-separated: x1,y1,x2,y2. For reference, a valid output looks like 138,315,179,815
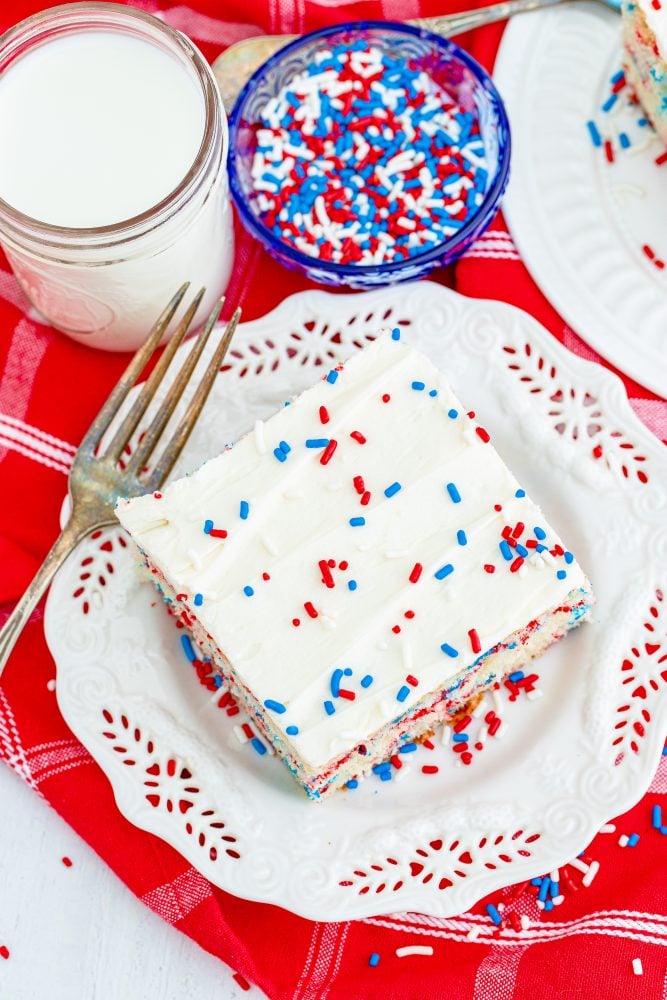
227,19,511,277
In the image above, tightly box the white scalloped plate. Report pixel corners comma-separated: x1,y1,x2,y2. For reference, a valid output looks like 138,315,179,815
44,283,667,921
494,4,667,396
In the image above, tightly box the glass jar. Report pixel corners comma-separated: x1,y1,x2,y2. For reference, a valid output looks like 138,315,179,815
0,3,234,351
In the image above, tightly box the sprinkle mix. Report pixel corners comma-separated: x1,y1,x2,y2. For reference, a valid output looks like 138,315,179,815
248,42,489,266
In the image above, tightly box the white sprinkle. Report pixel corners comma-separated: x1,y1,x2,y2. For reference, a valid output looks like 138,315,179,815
599,823,616,834
233,725,249,745
618,834,630,848
394,763,410,783
186,547,203,571
466,926,481,942
536,899,544,910
326,482,344,492
568,858,589,874
253,419,266,454
550,869,560,882
402,639,413,674
552,894,565,906
472,698,486,718
320,615,337,631
493,689,503,715
632,958,643,976
497,902,505,912
518,564,528,579
494,722,508,740
440,725,451,746
261,535,279,556
582,860,600,887
395,946,433,958
520,915,531,930
283,488,304,500
526,689,543,701
46,678,56,692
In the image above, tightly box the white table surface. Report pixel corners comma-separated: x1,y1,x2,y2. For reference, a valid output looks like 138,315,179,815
0,764,265,1000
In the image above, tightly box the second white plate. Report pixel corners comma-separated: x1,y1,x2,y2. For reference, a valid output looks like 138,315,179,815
494,3,667,396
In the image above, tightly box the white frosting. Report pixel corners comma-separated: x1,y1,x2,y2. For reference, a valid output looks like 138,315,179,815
117,334,587,770
635,0,667,59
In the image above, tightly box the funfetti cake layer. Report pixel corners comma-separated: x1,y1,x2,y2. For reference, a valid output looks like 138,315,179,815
116,331,595,799
623,0,667,144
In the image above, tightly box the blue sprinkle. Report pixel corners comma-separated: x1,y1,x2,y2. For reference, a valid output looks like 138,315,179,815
440,643,459,658
380,771,392,782
515,489,526,498
348,579,358,591
324,700,335,716
602,93,618,112
373,761,391,774
448,408,459,419
286,725,299,736
434,563,454,580
331,668,344,698
611,69,625,84
589,117,605,144
349,517,366,527
653,805,663,829
534,526,546,540
203,519,213,534
347,779,359,789
250,737,267,756
396,685,410,702
531,878,542,886
486,903,502,926
446,482,461,503
213,674,223,689
243,585,254,597
536,543,548,553
180,634,196,662
550,880,560,898
627,832,640,847
369,952,380,967
411,380,425,391
556,570,567,581
619,132,631,149
515,544,528,558
544,899,554,912
499,540,513,561
399,742,417,753
273,448,287,462
344,667,352,676
663,745,667,756
452,732,469,743
564,551,574,564
361,674,373,688
638,116,649,126
384,481,402,498
538,878,550,902
194,593,203,607
279,440,291,454
305,438,329,448
457,529,467,546
327,369,339,384
429,389,438,397
391,327,401,341
264,699,286,714
239,500,250,520
508,671,524,683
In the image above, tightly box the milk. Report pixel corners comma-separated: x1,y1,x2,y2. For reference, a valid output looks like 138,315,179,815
0,13,234,351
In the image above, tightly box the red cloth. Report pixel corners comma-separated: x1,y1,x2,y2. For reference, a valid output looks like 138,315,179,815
0,3,665,998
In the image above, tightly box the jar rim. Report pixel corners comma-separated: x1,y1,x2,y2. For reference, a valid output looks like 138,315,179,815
0,2,225,250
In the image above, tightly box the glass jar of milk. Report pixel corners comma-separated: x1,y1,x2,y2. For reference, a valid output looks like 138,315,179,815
0,3,234,351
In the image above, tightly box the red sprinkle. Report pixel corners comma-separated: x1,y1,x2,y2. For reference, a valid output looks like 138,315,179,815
242,723,254,739
338,689,356,701
320,439,338,465
406,674,419,687
484,564,496,573
475,426,490,443
382,393,391,403
510,556,524,573
409,562,423,584
404,610,415,619
501,525,513,539
592,444,603,459
0,946,9,961
468,628,482,654
392,625,401,634
226,706,240,717
655,149,667,164
360,490,371,506
422,765,439,774
339,560,349,570
209,528,228,539
319,560,335,589
454,714,471,732
233,973,251,992
319,405,330,424
488,717,502,736
512,521,525,538
604,139,614,163
390,754,403,769
461,751,473,765
292,618,301,627
350,430,366,444
423,738,435,750
353,475,365,494
304,601,318,619
262,571,271,581
494,503,503,512
453,742,468,754
485,710,497,725
62,857,73,867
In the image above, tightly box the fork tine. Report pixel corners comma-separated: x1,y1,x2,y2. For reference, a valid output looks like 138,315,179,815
103,287,207,466
147,305,241,489
79,283,190,455
125,293,227,477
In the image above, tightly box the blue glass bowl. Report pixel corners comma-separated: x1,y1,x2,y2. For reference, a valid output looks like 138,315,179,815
227,21,511,289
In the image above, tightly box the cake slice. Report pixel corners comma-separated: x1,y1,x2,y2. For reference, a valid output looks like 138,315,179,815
116,330,594,800
623,0,667,144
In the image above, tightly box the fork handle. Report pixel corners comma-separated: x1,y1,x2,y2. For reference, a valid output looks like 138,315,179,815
411,0,563,37
0,521,90,680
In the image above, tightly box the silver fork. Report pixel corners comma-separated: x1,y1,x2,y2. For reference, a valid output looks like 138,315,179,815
0,285,241,679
